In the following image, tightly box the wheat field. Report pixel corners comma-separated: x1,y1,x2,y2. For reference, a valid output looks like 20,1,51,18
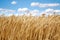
0,14,60,40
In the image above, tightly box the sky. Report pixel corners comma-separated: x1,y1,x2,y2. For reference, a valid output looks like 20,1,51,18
0,0,60,16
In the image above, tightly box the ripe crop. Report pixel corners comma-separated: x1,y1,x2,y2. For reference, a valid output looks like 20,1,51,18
0,14,60,40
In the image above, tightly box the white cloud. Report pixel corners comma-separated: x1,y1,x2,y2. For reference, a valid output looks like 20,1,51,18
45,8,54,13
11,1,17,5
40,8,60,15
31,2,39,6
0,8,4,11
30,10,39,16
4,13,18,16
0,8,16,14
18,8,29,12
22,10,39,16
54,10,60,12
45,8,60,13
31,2,60,7
17,8,30,16
0,8,60,16
39,3,60,7
7,10,15,13
31,10,39,13
17,8,40,16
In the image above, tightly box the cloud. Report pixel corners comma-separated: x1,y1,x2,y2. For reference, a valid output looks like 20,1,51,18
45,8,60,13
0,8,16,14
0,8,60,16
17,8,40,16
18,8,29,12
11,1,17,5
0,9,14,13
17,8,30,16
31,2,60,7
7,13,19,16
0,8,4,11
54,10,60,12
31,10,39,13
31,2,40,6
0,8,5,12
0,8,39,16
30,10,39,16
40,8,54,15
22,10,40,16
40,8,60,15
0,8,16,16
45,8,54,13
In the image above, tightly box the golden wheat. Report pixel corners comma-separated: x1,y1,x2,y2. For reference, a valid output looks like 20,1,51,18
0,14,60,40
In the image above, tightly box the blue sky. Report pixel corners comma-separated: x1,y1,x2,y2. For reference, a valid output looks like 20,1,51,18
0,0,60,16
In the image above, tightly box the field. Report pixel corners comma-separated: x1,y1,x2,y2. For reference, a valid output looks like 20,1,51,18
0,14,60,40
